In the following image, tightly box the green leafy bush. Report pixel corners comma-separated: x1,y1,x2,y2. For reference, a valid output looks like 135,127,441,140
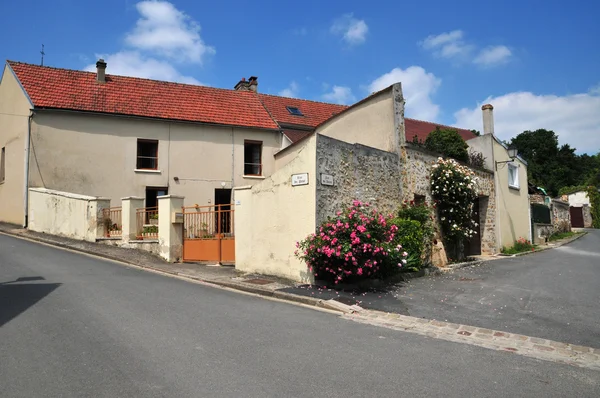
390,219,423,272
425,127,469,162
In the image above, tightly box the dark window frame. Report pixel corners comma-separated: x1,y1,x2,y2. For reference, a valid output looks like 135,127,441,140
244,140,263,176
286,106,304,116
136,139,159,170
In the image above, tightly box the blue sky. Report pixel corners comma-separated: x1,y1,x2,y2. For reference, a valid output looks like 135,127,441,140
1,0,599,152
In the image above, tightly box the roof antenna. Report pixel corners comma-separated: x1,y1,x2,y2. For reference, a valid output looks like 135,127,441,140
40,44,45,66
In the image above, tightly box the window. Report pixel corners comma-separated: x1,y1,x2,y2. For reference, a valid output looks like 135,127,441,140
508,163,519,189
244,141,262,176
136,139,158,170
286,106,304,116
414,194,426,206
0,147,5,183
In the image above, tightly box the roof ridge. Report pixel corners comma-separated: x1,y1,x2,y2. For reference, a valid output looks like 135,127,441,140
6,60,248,94
258,92,349,108
406,117,472,132
254,92,282,130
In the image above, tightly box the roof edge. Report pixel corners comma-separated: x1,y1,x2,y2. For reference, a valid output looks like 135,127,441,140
5,61,34,109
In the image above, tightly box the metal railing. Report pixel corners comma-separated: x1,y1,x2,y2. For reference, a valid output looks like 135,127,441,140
182,204,234,239
136,206,159,240
102,207,122,237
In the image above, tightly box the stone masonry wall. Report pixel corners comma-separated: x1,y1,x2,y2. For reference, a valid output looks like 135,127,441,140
551,200,571,232
583,205,593,228
315,134,401,225
400,145,497,255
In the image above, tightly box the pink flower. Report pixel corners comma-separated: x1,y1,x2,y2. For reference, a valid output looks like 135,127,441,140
403,251,408,257
357,268,363,275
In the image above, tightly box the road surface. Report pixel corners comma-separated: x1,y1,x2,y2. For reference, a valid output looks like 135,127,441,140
1,233,598,397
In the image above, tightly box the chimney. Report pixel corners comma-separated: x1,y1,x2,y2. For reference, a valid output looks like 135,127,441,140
481,103,494,135
96,58,107,83
248,76,258,92
234,76,258,92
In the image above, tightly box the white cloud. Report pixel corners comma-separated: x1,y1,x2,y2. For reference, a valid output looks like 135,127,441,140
126,0,215,64
420,30,472,59
589,83,600,95
368,66,442,121
85,51,201,85
322,86,356,104
85,1,211,84
420,30,512,66
474,45,512,66
278,81,300,98
454,92,600,153
330,13,368,45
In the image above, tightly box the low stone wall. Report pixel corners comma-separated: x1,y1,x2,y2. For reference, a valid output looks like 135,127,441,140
551,199,571,233
28,188,110,242
533,223,553,245
97,237,161,256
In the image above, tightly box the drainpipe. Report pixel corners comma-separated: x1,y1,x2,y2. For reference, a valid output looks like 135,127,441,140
23,110,33,227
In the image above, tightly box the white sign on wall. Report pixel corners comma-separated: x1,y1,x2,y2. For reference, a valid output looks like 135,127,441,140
291,173,309,186
320,174,334,186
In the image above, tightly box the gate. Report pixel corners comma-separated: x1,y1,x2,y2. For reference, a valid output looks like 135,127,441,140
570,206,584,228
182,205,235,264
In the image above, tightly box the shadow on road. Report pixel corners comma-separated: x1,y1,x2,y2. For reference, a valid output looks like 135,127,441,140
0,277,61,327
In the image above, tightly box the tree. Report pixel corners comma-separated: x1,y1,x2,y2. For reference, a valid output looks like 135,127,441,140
470,129,481,137
509,129,599,196
424,127,469,162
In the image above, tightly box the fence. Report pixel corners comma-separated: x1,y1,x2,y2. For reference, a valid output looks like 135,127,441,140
182,204,235,263
102,207,122,237
136,206,159,240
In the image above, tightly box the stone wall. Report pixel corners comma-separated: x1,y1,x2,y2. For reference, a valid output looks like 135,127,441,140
400,145,497,255
533,223,553,245
315,134,401,225
530,194,546,205
583,205,593,228
551,199,571,233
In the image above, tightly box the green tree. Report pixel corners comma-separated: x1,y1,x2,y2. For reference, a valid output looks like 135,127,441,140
424,127,469,162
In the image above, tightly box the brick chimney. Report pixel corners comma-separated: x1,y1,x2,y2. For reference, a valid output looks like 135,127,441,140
481,104,494,135
96,58,107,83
234,76,258,92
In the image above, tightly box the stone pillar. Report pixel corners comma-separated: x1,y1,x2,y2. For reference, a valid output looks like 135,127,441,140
158,195,185,262
87,197,111,242
122,197,144,243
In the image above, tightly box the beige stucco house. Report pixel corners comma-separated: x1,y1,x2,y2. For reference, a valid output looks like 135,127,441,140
467,104,531,250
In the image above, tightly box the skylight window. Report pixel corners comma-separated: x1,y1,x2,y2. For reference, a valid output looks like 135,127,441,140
286,106,304,116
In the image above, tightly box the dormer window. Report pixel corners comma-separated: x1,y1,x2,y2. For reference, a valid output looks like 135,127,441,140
286,106,303,116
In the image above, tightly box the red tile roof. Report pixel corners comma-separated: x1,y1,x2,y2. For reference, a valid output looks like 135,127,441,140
7,61,279,130
405,118,477,143
283,129,313,143
258,93,347,128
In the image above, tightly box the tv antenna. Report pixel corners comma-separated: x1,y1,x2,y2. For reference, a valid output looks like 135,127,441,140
40,44,45,66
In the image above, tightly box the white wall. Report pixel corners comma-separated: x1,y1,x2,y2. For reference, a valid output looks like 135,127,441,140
235,135,317,282
28,188,110,241
568,191,590,207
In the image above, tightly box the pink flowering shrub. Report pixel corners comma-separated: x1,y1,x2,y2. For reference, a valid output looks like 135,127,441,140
295,201,409,284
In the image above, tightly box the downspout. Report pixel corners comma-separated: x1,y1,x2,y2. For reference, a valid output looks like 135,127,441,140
23,110,33,227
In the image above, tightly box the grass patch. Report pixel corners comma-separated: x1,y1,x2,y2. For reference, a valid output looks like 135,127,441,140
548,231,580,241
501,237,537,255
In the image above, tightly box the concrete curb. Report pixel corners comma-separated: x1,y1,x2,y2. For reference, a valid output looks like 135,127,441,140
0,228,352,314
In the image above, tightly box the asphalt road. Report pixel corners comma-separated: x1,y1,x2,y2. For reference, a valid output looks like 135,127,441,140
397,230,600,348
1,233,599,397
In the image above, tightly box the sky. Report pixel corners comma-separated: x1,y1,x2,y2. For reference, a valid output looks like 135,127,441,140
1,0,599,153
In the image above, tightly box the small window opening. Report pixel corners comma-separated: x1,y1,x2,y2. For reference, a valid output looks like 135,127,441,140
286,106,304,116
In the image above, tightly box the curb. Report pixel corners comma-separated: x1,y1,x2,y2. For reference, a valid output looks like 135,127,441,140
0,228,351,314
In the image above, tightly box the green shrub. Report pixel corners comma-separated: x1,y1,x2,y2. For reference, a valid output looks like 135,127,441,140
390,219,424,271
425,127,469,162
548,231,577,241
398,202,431,225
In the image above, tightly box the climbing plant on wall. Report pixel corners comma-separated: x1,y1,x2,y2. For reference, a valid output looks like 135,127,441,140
586,186,600,228
430,157,479,259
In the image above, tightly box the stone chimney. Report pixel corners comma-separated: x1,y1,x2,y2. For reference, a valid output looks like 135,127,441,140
96,58,107,83
481,104,494,135
234,76,258,92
